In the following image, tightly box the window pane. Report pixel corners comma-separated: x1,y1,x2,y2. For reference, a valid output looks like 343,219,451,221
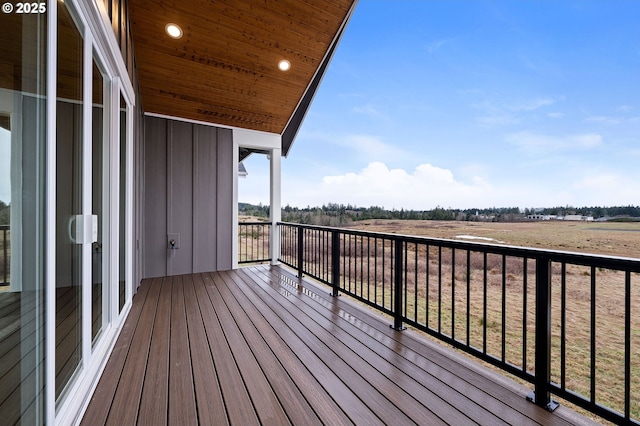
119,95,127,312
0,5,47,424
55,1,83,399
91,52,107,344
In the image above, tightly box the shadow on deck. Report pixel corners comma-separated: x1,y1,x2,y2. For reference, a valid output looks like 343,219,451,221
81,265,598,425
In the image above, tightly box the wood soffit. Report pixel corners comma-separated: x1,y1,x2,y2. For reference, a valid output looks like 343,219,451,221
129,0,356,135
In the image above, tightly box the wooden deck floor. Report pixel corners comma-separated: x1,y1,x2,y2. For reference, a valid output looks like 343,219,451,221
81,265,598,425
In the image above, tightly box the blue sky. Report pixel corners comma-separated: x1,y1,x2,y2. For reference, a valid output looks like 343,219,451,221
247,1,640,210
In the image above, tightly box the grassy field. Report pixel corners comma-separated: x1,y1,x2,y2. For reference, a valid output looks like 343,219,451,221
347,219,640,259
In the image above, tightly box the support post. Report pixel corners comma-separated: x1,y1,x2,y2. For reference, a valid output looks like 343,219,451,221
269,148,281,265
392,238,406,331
527,256,559,411
331,230,340,297
297,226,304,278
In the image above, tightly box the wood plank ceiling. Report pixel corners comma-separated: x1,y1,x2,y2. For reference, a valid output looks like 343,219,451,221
129,0,356,136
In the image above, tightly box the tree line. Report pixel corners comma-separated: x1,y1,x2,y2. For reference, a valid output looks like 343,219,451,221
0,201,8,225
240,202,640,224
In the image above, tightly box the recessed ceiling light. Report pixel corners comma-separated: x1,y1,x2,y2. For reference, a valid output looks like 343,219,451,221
278,59,291,72
165,23,183,39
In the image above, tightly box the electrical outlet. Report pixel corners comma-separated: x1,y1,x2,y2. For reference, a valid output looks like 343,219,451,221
167,233,180,249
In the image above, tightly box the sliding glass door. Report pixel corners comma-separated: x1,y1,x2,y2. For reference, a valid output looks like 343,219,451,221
0,6,47,424
55,1,84,399
1,1,132,421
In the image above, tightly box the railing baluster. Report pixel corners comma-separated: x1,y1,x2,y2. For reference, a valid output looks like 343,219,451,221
331,230,340,297
452,248,456,341
426,245,430,329
590,265,596,405
523,258,528,373
561,262,566,390
414,243,418,324
483,252,487,354
382,239,386,309
374,237,378,304
528,256,559,411
502,254,507,362
1,226,7,286
392,237,405,330
466,250,470,346
438,246,442,333
297,225,304,277
625,270,631,421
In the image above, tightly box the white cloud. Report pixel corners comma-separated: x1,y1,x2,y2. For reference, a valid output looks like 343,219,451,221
507,131,603,154
569,173,640,206
352,104,386,119
277,160,640,210
426,38,454,54
585,114,640,125
476,114,519,127
585,116,623,125
339,134,408,163
508,97,555,111
472,96,557,128
300,161,496,209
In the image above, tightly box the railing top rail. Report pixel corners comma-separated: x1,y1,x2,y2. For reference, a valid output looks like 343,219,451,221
239,221,271,226
0,225,8,230
278,221,640,271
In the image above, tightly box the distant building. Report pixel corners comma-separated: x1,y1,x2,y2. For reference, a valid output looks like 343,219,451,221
562,215,594,221
527,214,557,221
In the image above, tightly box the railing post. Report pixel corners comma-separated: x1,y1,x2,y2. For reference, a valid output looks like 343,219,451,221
527,256,559,411
297,225,304,278
331,230,340,297
392,238,406,331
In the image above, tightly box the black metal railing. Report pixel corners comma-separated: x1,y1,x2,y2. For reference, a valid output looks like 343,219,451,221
238,222,271,264
0,225,9,286
278,222,640,425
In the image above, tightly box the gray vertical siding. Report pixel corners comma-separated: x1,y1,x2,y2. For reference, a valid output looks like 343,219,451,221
216,128,233,270
142,116,167,278
192,125,218,273
143,116,233,278
166,121,193,276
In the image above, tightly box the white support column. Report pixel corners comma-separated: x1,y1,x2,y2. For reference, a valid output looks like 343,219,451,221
270,148,281,265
